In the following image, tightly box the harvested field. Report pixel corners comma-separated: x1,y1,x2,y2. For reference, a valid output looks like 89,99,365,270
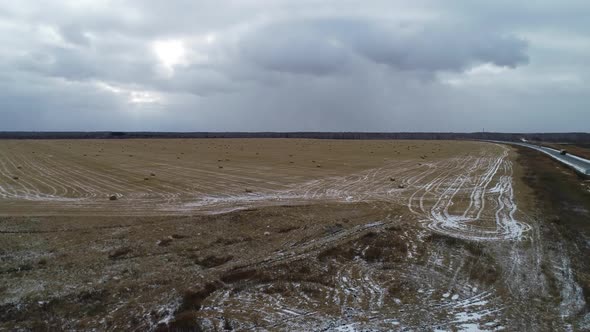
1,139,588,331
0,139,505,216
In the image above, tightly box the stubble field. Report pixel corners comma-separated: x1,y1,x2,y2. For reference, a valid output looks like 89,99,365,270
1,139,588,331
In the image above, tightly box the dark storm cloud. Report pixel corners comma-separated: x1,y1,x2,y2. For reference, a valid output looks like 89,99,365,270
350,23,529,71
239,19,528,75
0,1,588,132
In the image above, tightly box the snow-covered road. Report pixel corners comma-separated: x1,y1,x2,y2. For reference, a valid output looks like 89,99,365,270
502,141,590,175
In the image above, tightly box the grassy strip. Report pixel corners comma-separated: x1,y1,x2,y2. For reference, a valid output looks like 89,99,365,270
516,146,590,307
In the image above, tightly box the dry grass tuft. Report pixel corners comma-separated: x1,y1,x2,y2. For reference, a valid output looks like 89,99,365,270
108,247,131,260
156,310,203,332
158,237,173,247
195,255,233,268
179,281,223,312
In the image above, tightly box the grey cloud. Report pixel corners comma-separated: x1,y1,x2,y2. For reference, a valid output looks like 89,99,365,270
0,72,132,131
9,2,533,100
351,23,529,71
239,21,352,75
0,1,587,132
239,19,528,76
17,14,530,94
58,25,91,46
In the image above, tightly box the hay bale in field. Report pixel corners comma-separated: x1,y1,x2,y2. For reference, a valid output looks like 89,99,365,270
144,177,149,181
218,165,223,169
150,173,156,177
398,184,405,189
12,176,19,180
245,189,253,193
109,195,118,201
390,177,396,182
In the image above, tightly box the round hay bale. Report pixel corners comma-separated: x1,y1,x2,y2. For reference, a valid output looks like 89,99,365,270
109,195,118,201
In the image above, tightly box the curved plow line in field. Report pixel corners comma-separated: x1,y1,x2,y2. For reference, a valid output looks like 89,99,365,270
38,156,162,196
0,142,532,235
4,151,92,200
152,162,296,187
407,146,529,241
145,162,292,199
0,150,176,202
197,217,507,330
202,256,504,331
0,150,48,200
1,142,423,210
22,153,144,199
0,150,112,200
177,160,424,213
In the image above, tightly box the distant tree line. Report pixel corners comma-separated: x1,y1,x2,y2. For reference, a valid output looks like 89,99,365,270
0,131,588,143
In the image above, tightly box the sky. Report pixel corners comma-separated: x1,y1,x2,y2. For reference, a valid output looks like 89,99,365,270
0,1,588,132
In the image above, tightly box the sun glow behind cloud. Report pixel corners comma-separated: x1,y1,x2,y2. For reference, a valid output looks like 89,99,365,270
441,63,510,86
153,39,186,75
96,82,161,105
